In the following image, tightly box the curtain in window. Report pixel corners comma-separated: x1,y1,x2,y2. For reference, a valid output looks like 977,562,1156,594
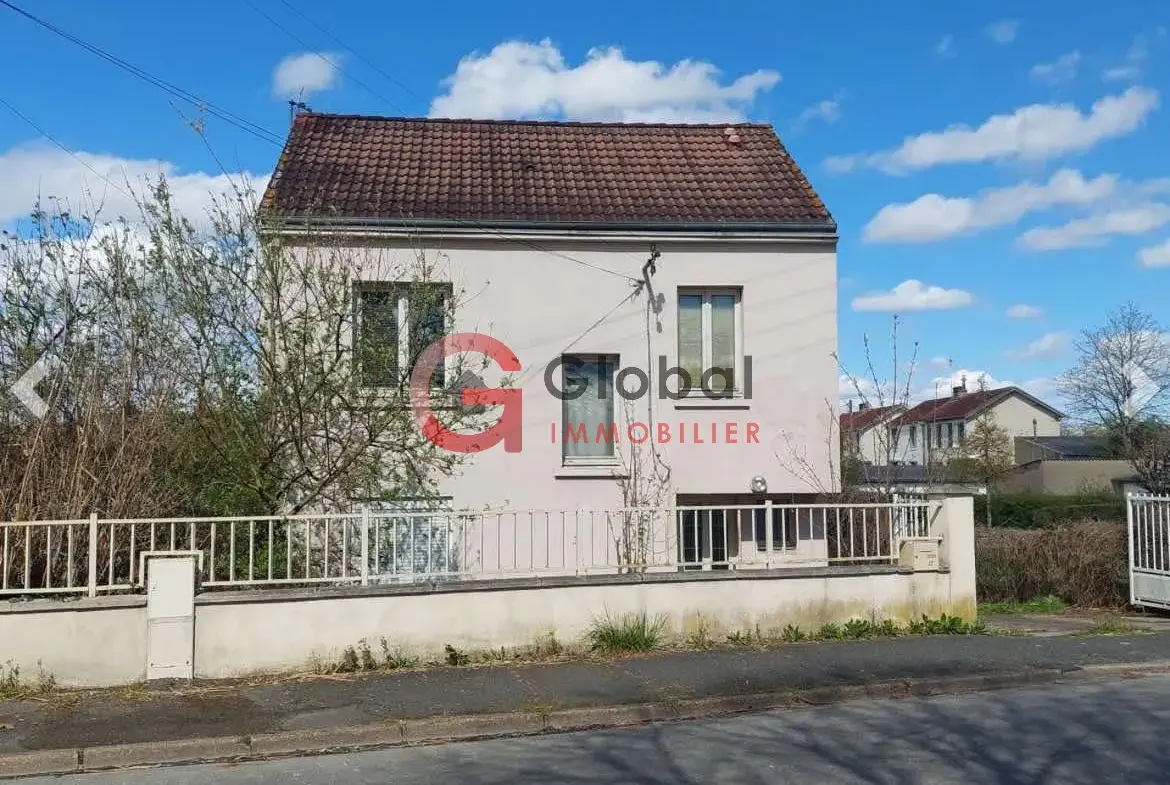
408,284,448,387
709,294,736,392
359,289,399,386
563,358,616,458
677,295,703,393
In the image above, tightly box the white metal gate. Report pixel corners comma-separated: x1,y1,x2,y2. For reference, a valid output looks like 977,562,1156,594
1128,493,1170,610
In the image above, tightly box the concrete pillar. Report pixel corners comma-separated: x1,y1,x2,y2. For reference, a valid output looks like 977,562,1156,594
927,496,977,620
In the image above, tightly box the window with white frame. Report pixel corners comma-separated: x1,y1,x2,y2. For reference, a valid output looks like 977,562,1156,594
561,355,618,464
677,288,743,396
356,282,451,388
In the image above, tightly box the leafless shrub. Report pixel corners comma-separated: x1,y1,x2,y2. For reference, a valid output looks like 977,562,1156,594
975,522,1129,608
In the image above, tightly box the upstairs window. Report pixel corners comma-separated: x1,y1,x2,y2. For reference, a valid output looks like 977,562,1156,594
356,282,451,388
677,288,743,397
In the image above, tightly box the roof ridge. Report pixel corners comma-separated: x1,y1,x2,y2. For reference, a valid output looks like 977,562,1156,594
295,112,773,129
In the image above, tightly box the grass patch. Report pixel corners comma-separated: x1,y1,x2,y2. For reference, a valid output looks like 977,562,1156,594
0,660,55,700
906,614,988,635
587,611,666,654
979,595,1068,615
1080,614,1138,637
329,638,422,674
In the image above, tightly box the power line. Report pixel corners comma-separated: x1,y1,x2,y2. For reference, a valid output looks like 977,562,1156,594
0,95,135,203
0,0,283,147
238,0,411,115
268,0,431,108
0,0,644,282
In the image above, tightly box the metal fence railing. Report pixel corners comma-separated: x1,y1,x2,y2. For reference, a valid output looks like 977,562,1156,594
0,501,937,597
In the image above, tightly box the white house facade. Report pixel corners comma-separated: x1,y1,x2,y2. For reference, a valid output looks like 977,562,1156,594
261,114,840,522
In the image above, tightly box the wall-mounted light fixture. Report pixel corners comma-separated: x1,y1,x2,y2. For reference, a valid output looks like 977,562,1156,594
750,475,768,494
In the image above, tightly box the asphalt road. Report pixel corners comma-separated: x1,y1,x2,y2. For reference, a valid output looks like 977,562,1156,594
28,675,1170,784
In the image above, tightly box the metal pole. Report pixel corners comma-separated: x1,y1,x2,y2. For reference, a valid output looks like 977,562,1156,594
360,505,370,586
87,512,98,598
1127,495,1136,607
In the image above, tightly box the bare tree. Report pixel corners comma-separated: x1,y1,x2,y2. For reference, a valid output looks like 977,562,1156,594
830,315,921,497
0,177,495,521
614,280,673,570
1129,421,1170,495
1058,303,1170,493
1058,302,1170,448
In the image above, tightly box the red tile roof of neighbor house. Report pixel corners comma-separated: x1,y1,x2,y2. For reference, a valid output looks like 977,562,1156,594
260,114,835,229
892,386,1063,427
839,405,902,432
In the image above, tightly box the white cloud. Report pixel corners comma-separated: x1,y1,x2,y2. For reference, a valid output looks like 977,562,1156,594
1103,34,1158,82
935,35,957,58
851,280,974,313
428,39,780,122
1030,51,1081,84
825,87,1159,174
1018,203,1170,250
1005,332,1070,361
272,52,344,99
1103,65,1142,82
792,92,843,130
862,169,1117,243
1138,238,1170,267
0,140,268,226
987,20,1020,44
1006,304,1044,319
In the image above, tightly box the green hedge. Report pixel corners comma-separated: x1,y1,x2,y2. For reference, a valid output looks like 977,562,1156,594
975,493,1126,528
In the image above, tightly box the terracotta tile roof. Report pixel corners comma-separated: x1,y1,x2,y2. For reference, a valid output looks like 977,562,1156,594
840,405,902,432
892,386,1063,427
260,114,835,230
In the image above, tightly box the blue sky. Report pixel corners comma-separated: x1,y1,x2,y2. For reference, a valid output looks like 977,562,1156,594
1,0,1168,408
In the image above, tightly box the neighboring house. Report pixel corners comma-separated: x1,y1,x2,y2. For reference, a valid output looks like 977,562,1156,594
260,114,839,553
881,381,1063,467
997,435,1140,495
840,403,904,465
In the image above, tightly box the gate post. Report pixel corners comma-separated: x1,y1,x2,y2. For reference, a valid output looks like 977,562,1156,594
1127,494,1136,607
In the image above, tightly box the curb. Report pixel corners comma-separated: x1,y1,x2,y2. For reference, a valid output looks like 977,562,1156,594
3,660,1169,779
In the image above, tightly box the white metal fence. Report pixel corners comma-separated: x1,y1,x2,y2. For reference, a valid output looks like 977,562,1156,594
0,501,936,597
1128,493,1170,610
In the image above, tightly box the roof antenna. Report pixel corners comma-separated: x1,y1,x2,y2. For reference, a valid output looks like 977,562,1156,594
289,99,310,125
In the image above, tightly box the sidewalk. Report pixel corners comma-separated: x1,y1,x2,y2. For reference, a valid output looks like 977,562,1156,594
3,622,1170,776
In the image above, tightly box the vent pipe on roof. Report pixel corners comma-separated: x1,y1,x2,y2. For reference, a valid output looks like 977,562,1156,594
289,99,309,125
858,402,870,412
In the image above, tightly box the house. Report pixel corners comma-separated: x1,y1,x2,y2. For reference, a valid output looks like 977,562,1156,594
880,380,1064,467
997,435,1140,495
840,402,904,465
260,114,839,564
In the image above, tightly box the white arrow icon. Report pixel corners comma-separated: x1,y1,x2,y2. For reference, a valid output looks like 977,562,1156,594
9,357,54,419
1122,360,1160,419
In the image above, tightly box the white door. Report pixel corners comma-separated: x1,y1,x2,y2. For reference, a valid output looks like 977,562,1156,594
146,556,196,680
